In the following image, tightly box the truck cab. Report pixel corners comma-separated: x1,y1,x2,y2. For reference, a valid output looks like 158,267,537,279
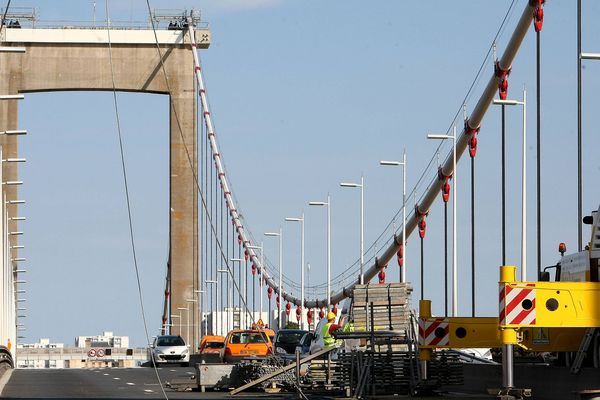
543,205,600,283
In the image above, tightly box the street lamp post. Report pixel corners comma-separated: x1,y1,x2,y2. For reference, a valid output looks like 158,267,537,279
340,177,364,284
229,258,243,328
217,269,229,335
380,149,407,283
309,195,331,307
171,314,182,337
427,127,457,316
493,89,527,281
186,298,197,350
285,213,305,330
248,244,264,322
264,228,283,329
177,307,188,343
193,289,204,337
307,262,312,329
206,279,219,335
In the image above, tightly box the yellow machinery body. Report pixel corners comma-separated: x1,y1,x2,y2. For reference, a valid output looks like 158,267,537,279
419,266,600,355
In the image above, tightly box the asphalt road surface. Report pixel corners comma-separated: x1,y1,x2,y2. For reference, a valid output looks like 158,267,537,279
0,366,297,400
2,363,599,400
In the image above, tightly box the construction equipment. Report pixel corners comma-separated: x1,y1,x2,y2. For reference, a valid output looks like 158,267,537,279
570,328,597,374
229,345,337,395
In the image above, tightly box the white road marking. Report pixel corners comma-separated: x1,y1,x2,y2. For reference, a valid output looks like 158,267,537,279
186,371,194,375
126,382,135,386
103,373,110,376
113,377,121,380
144,389,154,393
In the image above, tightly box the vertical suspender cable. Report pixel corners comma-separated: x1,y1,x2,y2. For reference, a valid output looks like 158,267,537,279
209,126,214,334
198,97,202,337
253,261,256,323
232,220,236,326
238,242,242,324
206,132,210,334
245,258,248,328
420,236,424,301
213,155,218,332
501,105,506,265
201,102,206,337
197,98,203,341
577,0,583,252
536,30,542,279
226,193,230,333
444,202,448,316
220,172,224,334
193,86,198,350
471,157,475,317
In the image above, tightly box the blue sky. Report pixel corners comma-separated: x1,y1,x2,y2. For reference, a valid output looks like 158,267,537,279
9,0,600,346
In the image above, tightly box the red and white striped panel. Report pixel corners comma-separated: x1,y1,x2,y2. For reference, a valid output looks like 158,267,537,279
499,284,536,325
418,317,449,346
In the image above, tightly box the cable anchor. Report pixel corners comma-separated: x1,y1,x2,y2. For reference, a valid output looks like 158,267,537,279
531,0,545,33
376,257,387,284
438,167,452,203
465,119,480,158
494,60,512,100
415,204,429,239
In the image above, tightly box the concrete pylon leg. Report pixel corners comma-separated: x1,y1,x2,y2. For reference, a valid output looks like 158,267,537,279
0,93,19,356
169,92,198,349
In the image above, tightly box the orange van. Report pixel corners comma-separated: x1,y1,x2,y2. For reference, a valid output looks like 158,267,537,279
199,335,225,354
222,329,272,363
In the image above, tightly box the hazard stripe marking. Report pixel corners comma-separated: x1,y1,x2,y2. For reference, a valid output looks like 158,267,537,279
499,284,536,326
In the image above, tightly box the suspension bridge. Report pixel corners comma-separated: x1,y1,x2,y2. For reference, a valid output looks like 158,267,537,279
0,1,600,399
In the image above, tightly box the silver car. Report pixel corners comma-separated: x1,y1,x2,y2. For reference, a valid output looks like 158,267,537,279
150,335,190,366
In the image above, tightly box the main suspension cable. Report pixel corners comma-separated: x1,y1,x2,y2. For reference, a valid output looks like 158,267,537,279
143,1,256,326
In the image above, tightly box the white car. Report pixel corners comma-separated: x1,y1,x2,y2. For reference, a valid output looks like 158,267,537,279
150,335,190,366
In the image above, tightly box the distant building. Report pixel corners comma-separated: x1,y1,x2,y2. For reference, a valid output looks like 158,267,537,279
16,334,147,369
18,338,64,349
203,308,268,336
75,331,129,348
17,338,65,368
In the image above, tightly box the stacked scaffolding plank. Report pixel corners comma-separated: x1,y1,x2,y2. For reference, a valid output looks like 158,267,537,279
351,283,412,332
428,352,464,386
338,351,419,396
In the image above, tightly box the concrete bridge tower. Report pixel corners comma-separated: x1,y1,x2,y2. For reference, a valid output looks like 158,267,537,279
0,22,210,349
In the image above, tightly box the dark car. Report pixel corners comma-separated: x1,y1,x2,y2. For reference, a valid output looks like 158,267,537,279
273,329,308,355
295,332,315,356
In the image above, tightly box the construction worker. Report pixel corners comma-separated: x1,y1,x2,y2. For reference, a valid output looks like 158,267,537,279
322,311,339,348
